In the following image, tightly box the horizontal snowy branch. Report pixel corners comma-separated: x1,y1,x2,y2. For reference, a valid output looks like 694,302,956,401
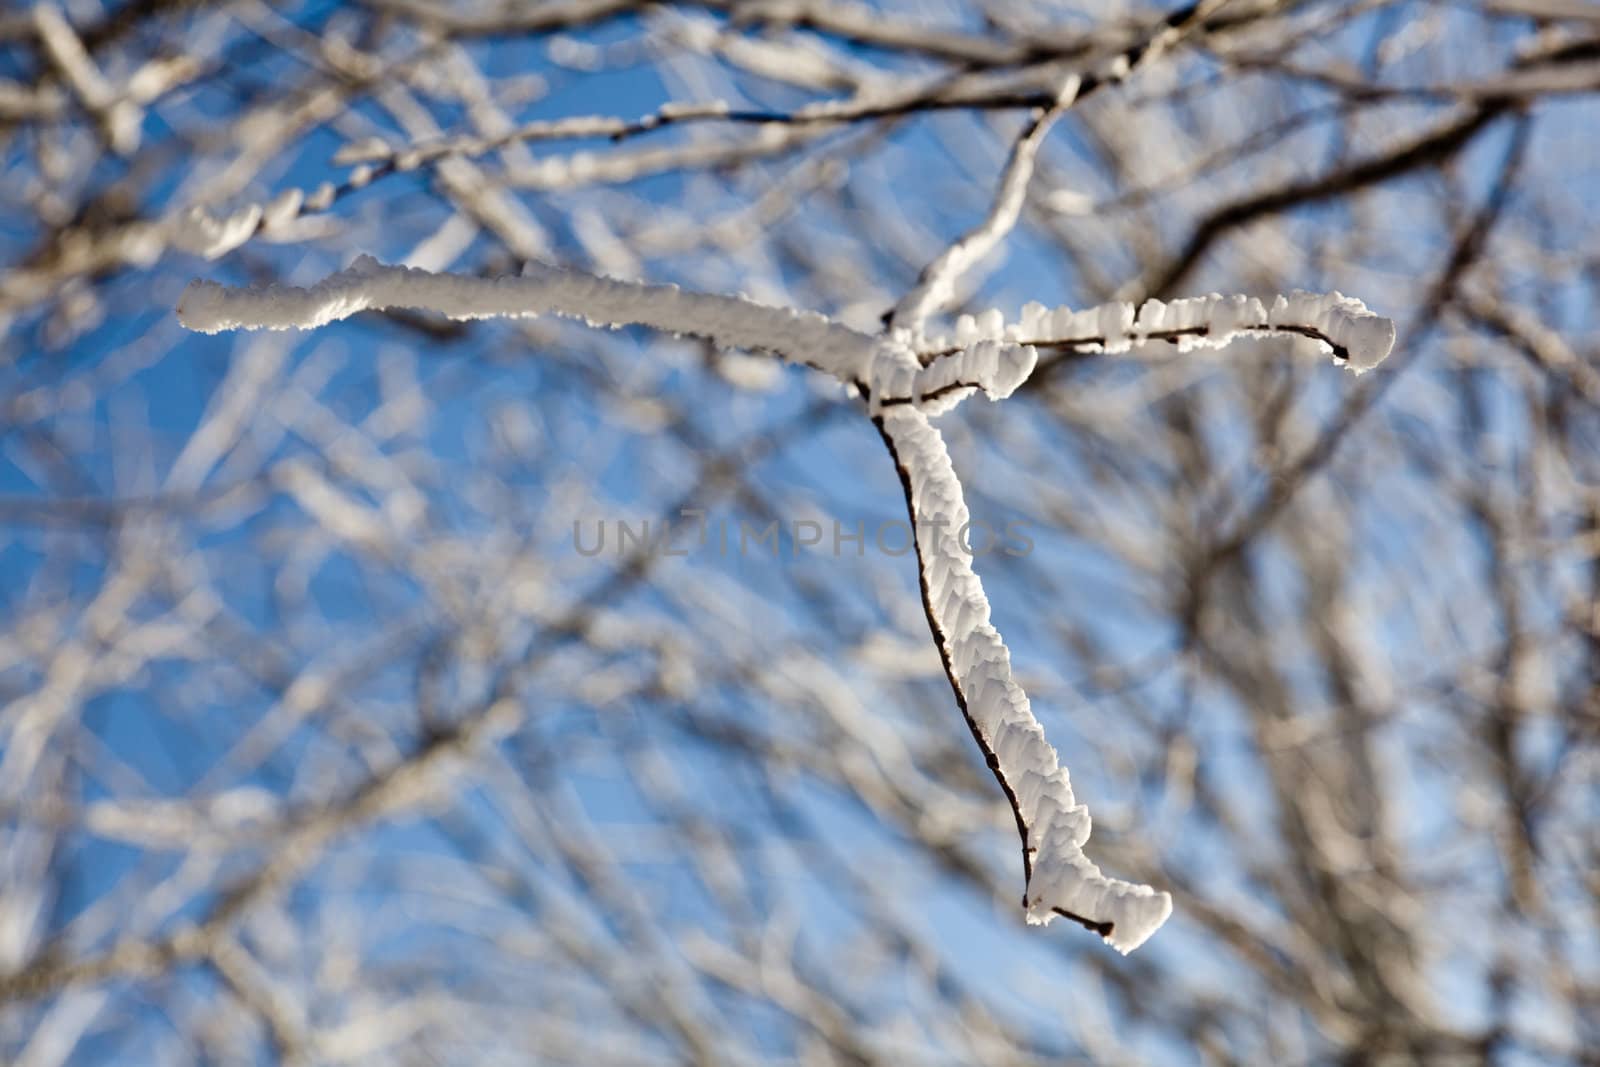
177,256,879,385
915,291,1397,373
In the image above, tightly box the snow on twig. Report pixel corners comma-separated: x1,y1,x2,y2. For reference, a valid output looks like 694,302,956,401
875,338,1040,415
890,104,1067,332
177,257,1395,952
888,0,1226,334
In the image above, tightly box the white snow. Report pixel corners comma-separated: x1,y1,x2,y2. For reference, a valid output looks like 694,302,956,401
260,188,305,231
1266,290,1397,371
170,204,263,260
306,182,338,212
899,340,1039,415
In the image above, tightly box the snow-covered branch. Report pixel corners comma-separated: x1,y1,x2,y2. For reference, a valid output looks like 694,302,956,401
178,258,1395,954
914,291,1397,373
876,407,1171,951
890,106,1066,332
177,255,879,385
888,0,1225,334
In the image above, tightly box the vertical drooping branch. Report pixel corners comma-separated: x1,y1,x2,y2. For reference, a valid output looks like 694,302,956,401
875,406,1173,950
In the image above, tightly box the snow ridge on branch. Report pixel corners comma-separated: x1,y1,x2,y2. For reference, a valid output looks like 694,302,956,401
177,258,1394,953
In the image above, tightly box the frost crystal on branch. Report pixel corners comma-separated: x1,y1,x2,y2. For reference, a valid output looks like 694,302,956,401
178,258,1394,953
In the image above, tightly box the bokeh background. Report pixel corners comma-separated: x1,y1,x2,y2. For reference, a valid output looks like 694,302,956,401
1,0,1596,1063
